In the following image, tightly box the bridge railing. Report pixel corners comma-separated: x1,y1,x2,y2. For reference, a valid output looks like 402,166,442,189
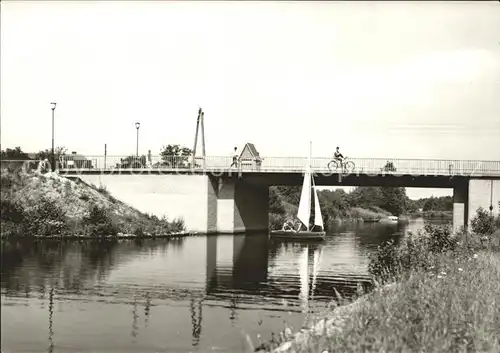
55,155,500,176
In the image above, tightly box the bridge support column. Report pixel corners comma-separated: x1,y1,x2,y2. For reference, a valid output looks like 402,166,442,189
453,182,469,232
214,177,269,234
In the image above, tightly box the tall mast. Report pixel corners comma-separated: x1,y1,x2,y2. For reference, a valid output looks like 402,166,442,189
192,108,202,167
308,141,312,231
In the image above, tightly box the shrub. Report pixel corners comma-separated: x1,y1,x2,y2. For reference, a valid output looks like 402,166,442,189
471,207,496,236
423,223,456,253
368,224,458,283
0,199,27,237
79,193,90,201
25,197,67,236
269,213,287,230
133,226,145,237
367,239,400,283
1,174,14,190
0,199,25,223
168,217,185,233
96,184,110,196
83,204,119,237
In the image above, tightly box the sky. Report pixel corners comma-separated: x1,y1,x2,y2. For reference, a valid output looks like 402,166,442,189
2,1,499,199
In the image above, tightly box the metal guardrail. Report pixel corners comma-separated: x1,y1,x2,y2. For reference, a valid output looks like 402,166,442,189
3,156,500,177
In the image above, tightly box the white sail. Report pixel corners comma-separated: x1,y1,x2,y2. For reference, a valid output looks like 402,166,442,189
297,163,312,231
312,178,324,229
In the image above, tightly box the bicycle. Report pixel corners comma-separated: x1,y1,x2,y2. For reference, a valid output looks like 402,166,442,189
327,156,355,173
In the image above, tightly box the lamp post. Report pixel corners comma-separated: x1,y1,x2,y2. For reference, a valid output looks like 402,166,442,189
50,102,57,171
135,122,140,157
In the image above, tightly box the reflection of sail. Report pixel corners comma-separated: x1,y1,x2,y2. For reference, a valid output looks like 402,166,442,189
310,246,322,301
298,247,309,313
298,245,323,316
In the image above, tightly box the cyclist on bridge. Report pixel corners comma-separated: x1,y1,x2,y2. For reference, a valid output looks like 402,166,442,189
334,146,344,164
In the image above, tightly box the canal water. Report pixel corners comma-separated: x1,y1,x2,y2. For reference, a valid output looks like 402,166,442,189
1,218,449,353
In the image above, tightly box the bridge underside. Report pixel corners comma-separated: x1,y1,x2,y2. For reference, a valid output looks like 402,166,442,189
63,171,499,234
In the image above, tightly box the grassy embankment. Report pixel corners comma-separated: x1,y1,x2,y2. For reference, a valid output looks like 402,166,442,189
254,209,500,353
0,169,186,238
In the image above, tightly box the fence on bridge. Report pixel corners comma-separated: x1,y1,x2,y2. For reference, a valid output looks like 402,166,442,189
3,155,500,176
60,155,500,176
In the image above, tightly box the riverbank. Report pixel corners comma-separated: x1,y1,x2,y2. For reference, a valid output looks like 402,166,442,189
406,210,453,219
0,169,187,238
257,216,500,353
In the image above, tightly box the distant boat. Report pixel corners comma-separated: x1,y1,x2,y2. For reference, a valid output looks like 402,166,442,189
379,215,398,224
270,143,326,241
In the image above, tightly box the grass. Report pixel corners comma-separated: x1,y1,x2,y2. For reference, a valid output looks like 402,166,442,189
256,212,500,353
281,252,500,353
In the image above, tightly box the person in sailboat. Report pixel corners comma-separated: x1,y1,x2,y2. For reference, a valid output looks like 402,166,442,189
282,216,301,232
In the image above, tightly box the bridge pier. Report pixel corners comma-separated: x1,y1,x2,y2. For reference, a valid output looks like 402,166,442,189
453,181,469,232
214,177,269,234
453,179,500,232
467,179,500,225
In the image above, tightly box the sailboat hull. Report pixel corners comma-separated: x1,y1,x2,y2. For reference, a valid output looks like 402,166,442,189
270,230,326,240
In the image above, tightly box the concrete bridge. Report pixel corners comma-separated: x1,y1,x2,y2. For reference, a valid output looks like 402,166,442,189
58,155,500,234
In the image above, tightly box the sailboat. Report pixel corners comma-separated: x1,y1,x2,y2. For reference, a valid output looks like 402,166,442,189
270,143,326,240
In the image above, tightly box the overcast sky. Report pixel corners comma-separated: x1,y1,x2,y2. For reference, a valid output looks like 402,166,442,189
2,1,499,198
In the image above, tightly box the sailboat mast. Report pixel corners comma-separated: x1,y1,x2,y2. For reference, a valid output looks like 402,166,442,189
308,141,312,231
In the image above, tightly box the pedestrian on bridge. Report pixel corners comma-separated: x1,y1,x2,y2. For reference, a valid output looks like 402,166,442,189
230,146,239,168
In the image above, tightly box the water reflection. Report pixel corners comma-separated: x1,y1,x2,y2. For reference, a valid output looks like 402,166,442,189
131,296,138,339
48,286,54,353
1,219,448,353
144,292,151,328
189,295,203,346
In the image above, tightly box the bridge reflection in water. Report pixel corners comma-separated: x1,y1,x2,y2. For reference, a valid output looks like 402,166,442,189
205,234,373,308
1,229,391,352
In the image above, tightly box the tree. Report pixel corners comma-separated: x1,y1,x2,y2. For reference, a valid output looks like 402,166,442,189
423,196,438,211
422,196,453,211
35,146,67,161
159,144,192,168
349,187,384,209
380,187,407,216
0,147,30,160
269,188,285,214
118,155,147,168
382,161,397,172
274,185,301,206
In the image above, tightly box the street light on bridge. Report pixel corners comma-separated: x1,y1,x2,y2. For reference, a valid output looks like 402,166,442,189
135,122,140,157
50,102,57,172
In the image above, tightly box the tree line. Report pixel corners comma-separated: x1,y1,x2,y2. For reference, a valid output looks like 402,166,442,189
1,145,195,169
270,185,453,220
